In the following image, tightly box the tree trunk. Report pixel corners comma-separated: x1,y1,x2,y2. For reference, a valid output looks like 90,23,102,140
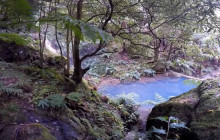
55,0,63,57
71,0,84,84
154,39,159,62
166,43,173,61
65,28,70,77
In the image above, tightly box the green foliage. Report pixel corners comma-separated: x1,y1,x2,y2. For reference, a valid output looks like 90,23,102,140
0,33,30,46
32,84,62,105
0,85,23,97
0,103,21,123
41,14,112,43
144,93,166,105
0,62,32,97
144,69,156,77
25,67,64,83
116,92,139,105
0,0,33,28
114,94,139,131
147,116,190,140
38,94,66,109
37,99,49,109
67,92,83,102
184,79,202,86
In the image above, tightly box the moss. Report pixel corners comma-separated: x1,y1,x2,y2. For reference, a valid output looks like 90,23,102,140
54,56,66,62
147,79,220,140
25,67,65,83
0,123,56,140
18,123,57,140
31,84,62,105
0,103,22,124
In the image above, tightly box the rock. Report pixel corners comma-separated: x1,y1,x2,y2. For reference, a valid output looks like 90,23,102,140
146,79,220,140
105,67,115,76
101,95,109,103
153,61,166,74
46,56,66,69
0,123,57,140
0,41,34,62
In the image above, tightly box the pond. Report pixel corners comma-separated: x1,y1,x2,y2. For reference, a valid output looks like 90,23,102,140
98,77,197,107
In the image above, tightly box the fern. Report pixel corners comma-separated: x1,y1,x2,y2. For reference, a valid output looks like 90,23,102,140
116,92,139,104
47,94,66,108
0,33,30,46
0,62,33,97
38,94,66,109
0,84,23,96
37,99,49,109
67,92,83,102
144,93,166,105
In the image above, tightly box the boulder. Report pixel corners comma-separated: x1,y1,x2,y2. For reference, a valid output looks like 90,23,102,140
146,79,220,140
0,123,57,140
0,41,35,62
152,61,166,74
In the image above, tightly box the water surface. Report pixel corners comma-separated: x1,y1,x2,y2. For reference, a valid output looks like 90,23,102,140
98,77,197,106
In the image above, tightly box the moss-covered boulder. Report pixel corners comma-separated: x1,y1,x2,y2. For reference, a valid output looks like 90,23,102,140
146,79,220,140
0,123,56,140
0,40,37,62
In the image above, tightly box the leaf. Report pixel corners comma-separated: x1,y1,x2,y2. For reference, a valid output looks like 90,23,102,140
38,99,49,109
47,94,66,108
152,116,169,123
67,92,82,102
170,122,189,130
40,14,112,43
150,126,166,135
169,116,179,122
0,33,29,45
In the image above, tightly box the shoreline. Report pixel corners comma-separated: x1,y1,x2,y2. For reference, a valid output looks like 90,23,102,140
96,70,203,89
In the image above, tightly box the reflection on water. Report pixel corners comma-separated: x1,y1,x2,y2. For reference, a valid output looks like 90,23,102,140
98,77,197,107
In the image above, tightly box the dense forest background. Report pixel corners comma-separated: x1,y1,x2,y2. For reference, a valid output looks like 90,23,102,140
0,0,219,85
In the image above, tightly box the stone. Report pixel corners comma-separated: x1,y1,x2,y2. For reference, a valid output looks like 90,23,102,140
146,79,220,140
152,61,166,74
0,123,57,140
0,41,33,62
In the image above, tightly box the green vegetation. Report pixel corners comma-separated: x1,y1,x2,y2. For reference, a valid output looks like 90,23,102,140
0,0,219,139
0,33,30,46
147,116,190,140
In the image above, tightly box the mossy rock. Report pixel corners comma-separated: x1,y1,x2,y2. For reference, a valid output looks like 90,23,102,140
0,123,57,140
0,40,37,62
146,79,220,140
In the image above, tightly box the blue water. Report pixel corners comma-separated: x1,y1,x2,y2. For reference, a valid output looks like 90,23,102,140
98,77,197,106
